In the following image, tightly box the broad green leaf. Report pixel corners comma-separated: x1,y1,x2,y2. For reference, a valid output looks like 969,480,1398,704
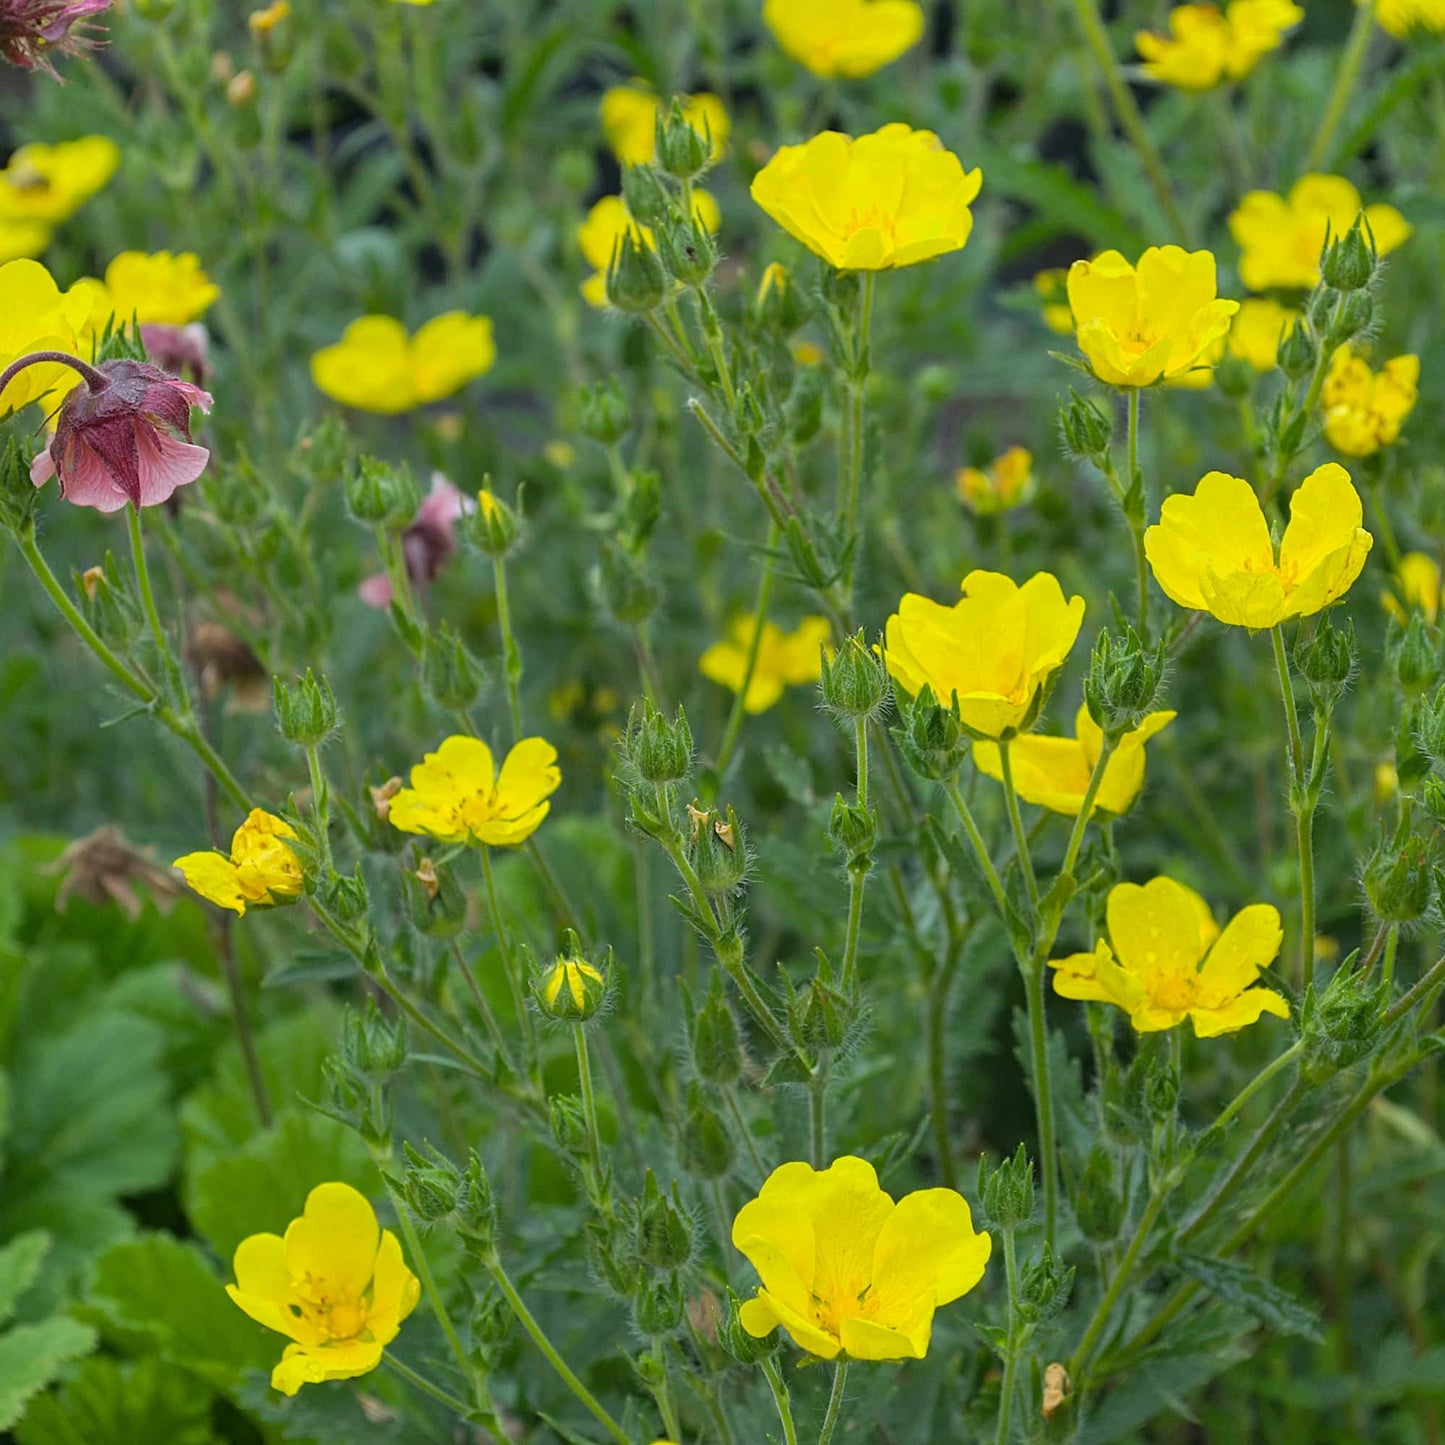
0,1316,96,1431
1178,1253,1324,1342
0,1232,48,1329
15,1354,219,1445
0,1194,132,1321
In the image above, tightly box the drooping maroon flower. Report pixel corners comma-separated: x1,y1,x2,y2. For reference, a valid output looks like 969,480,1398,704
359,473,474,608
141,322,211,382
0,0,110,78
27,357,212,513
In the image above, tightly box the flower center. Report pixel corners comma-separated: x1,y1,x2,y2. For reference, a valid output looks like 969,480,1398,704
812,1276,878,1337
841,205,898,244
1151,973,1197,1011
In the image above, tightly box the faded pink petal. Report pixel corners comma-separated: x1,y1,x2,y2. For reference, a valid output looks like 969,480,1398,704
54,436,129,512
29,446,56,486
133,420,210,505
398,473,474,585
358,573,395,609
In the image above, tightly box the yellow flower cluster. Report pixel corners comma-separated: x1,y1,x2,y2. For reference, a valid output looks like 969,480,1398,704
173,809,304,916
311,313,495,413
388,735,561,846
1383,553,1444,626
0,136,118,262
1320,344,1419,457
577,191,721,308
699,615,830,714
956,447,1034,516
762,0,926,78
1136,0,1303,91
1227,297,1298,372
600,82,729,167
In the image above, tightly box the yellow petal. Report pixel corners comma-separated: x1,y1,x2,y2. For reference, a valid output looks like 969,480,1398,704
869,1187,990,1315
1196,903,1283,1000
1278,463,1373,617
1145,471,1273,618
840,1314,929,1359
173,851,247,914
1106,877,1211,979
364,1229,421,1338
1189,987,1290,1037
284,1183,381,1301
495,737,562,816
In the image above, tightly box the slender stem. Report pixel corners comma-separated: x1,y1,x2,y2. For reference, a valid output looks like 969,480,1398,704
760,1355,801,1445
1060,735,1117,877
716,522,780,776
483,1254,631,1445
573,1024,606,1190
1335,1131,1352,1352
649,1339,684,1442
1382,950,1445,1026
1068,0,1192,241
1271,626,1314,989
304,741,334,878
816,1359,850,1445
840,715,871,994
928,947,963,1192
126,506,188,704
809,1059,829,1169
1209,1040,1304,1136
999,741,1040,913
1382,924,1400,989
1126,389,1149,638
1024,960,1059,1250
215,916,272,1127
383,1351,474,1418
449,941,521,1080
0,348,106,396
724,1084,768,1184
1070,1188,1167,1381
480,846,535,1059
943,778,1011,923
492,555,524,745
841,273,877,560
1304,0,1376,172
995,1229,1022,1445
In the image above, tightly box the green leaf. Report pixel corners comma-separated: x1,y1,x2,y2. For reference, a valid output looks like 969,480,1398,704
15,1354,219,1445
0,1232,49,1329
0,1316,97,1430
1177,1253,1324,1342
185,1107,381,1263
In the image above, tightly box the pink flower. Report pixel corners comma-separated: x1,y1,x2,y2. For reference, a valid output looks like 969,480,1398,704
0,0,110,77
141,322,211,381
29,358,212,513
359,474,474,608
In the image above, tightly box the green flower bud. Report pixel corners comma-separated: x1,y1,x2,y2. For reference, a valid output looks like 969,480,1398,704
341,998,409,1079
633,1274,687,1335
549,1095,588,1155
688,973,744,1085
576,379,631,446
585,1221,640,1298
535,938,612,1023
828,795,877,868
455,1151,497,1254
620,700,694,785
619,468,663,549
345,456,419,527
1018,1244,1074,1325
321,866,370,925
1058,388,1113,463
686,802,748,896
719,1286,778,1363
655,98,712,181
273,669,340,747
1277,324,1317,382
892,686,970,781
1391,614,1440,696
423,622,484,711
1146,1052,1180,1119
400,1141,463,1221
621,164,671,228
1294,617,1356,707
1214,352,1253,400
0,438,38,537
820,631,889,722
1363,816,1433,924
1302,963,1388,1083
464,485,520,557
73,553,143,651
1073,1146,1124,1243
798,955,855,1050
606,227,667,314
1416,687,1445,767
631,1170,694,1271
1328,290,1375,344
299,415,352,484
1320,218,1375,292
979,1145,1035,1230
679,1081,735,1179
1422,775,1445,828
1084,625,1168,738
657,206,718,288
596,540,661,624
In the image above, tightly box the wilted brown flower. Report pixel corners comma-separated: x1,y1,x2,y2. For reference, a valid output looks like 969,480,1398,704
1042,1362,1071,1420
185,621,268,712
369,776,403,822
44,825,184,919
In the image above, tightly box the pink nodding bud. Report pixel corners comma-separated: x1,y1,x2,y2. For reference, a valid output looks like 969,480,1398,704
358,473,474,609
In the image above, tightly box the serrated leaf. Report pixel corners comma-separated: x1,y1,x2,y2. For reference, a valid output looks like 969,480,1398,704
0,1316,96,1430
15,1354,219,1445
0,1232,48,1329
1177,1253,1323,1341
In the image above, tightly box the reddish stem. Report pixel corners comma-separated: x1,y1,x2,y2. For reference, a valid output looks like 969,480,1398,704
0,350,108,402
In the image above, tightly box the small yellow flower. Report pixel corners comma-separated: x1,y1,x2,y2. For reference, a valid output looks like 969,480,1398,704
884,571,1086,739
732,1156,990,1360
1382,552,1443,626
1067,247,1238,389
81,251,221,333
1227,297,1298,372
699,615,831,714
248,1,290,34
956,446,1035,516
539,957,606,1020
1144,464,1373,629
311,313,495,413
972,705,1176,818
1371,0,1445,37
750,124,982,272
576,192,721,308
1051,876,1289,1036
1136,1,1303,91
0,136,119,227
1374,760,1400,803
226,1182,421,1396
1228,174,1411,292
1320,343,1419,458
0,218,51,264
173,809,304,916
1033,268,1074,335
0,257,92,416
762,0,926,78
388,735,561,847
599,82,729,167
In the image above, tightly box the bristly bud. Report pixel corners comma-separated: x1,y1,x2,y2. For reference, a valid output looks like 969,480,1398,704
719,1287,778,1363
1390,613,1440,697
1277,324,1317,382
464,484,520,557
1073,1146,1124,1243
321,866,369,925
549,1094,589,1155
1415,686,1445,768
1302,961,1389,1082
978,1144,1035,1231
1362,814,1433,925
345,455,419,527
596,540,661,624
0,437,38,536
1422,775,1445,828
654,97,711,180
1018,1245,1074,1325
755,262,808,334
1145,1050,1180,1119
1294,617,1356,709
620,700,694,785
454,1151,497,1255
535,934,612,1023
828,795,877,870
820,631,889,722
620,163,671,228
342,998,409,1078
630,1169,695,1272
423,621,484,711
1328,289,1374,345
606,227,666,314
1059,388,1113,463
273,668,340,747
798,952,855,1050
685,801,748,895
399,1140,463,1221
657,205,718,289
1320,217,1375,293
679,1080,735,1178
72,551,143,650
892,686,970,781
619,468,662,549
1084,625,1168,738
575,379,631,446
688,972,744,1085
633,1274,687,1336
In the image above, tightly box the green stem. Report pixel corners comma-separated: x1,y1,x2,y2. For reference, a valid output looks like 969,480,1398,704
1068,0,1192,241
724,1084,768,1184
999,741,1040,913
1070,1188,1167,1382
716,523,780,776
1060,735,1118,877
1304,0,1376,173
760,1355,801,1445
840,716,871,995
817,1359,850,1445
1209,1040,1304,1136
1024,960,1059,1251
810,1058,830,1169
449,941,521,1081
573,1024,606,1192
483,1254,631,1445
943,778,1011,923
1126,389,1149,638
995,1229,1022,1444
383,1350,475,1418
304,742,334,878
840,273,877,566
1271,626,1314,989
649,1339,684,1442
480,846,535,1060
125,505,188,704
492,555,524,745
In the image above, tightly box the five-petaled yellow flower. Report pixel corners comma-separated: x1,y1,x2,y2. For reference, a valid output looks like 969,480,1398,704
1383,553,1443,626
600,82,729,167
1371,0,1445,37
389,735,561,846
1136,1,1303,91
885,571,1085,740
77,251,221,333
751,124,982,272
0,257,91,416
762,0,926,78
699,615,831,714
311,313,496,413
957,447,1035,517
1227,297,1298,372
1145,464,1373,629
226,1182,421,1396
173,808,304,916
577,192,721,308
1228,174,1411,292
1051,876,1289,1036
0,136,119,234
731,1155,990,1360
1320,344,1419,458
1067,247,1238,388
973,705,1176,819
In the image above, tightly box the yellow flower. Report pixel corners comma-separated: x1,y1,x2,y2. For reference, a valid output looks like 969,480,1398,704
1227,297,1298,372
1374,760,1400,803
81,251,221,333
1228,174,1411,292
972,705,1176,818
956,447,1035,516
1067,247,1238,388
1382,552,1442,626
1135,0,1302,90
762,0,925,78
1144,464,1373,629
0,136,119,226
1372,0,1445,37
699,615,831,714
248,1,290,34
1320,344,1419,458
0,218,50,263
311,313,495,413
1050,876,1288,1036
577,191,721,308
884,571,1086,739
0,257,91,416
750,124,982,272
226,1182,421,1396
388,735,561,847
1033,268,1074,334
173,809,304,916
599,82,729,167
732,1156,989,1360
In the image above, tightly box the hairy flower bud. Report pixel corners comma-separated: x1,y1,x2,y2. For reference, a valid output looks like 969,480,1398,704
1302,963,1388,1082
798,955,855,1050
828,795,877,868
654,97,712,180
893,686,970,781
400,1141,462,1221
466,485,520,558
341,998,409,1079
346,455,419,527
1328,289,1375,344
1416,687,1445,767
1059,388,1113,462
621,700,694,785
1294,617,1356,708
1320,218,1375,293
454,1151,497,1254
686,802,747,895
423,622,484,711
1276,323,1317,382
631,1170,694,1271
1363,816,1433,924
689,974,744,1085
400,855,467,938
606,226,667,313
679,1082,735,1179
536,940,611,1023
1018,1245,1074,1325
719,1286,778,1363
979,1144,1035,1230
657,206,718,288
820,630,889,722
321,866,369,925
549,1094,588,1155
575,379,631,446
620,163,671,227
1084,625,1168,737
1390,614,1440,696
633,1273,687,1335
273,668,340,747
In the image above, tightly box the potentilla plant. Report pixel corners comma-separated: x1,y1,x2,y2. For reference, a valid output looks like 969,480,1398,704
2,2,1444,1444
